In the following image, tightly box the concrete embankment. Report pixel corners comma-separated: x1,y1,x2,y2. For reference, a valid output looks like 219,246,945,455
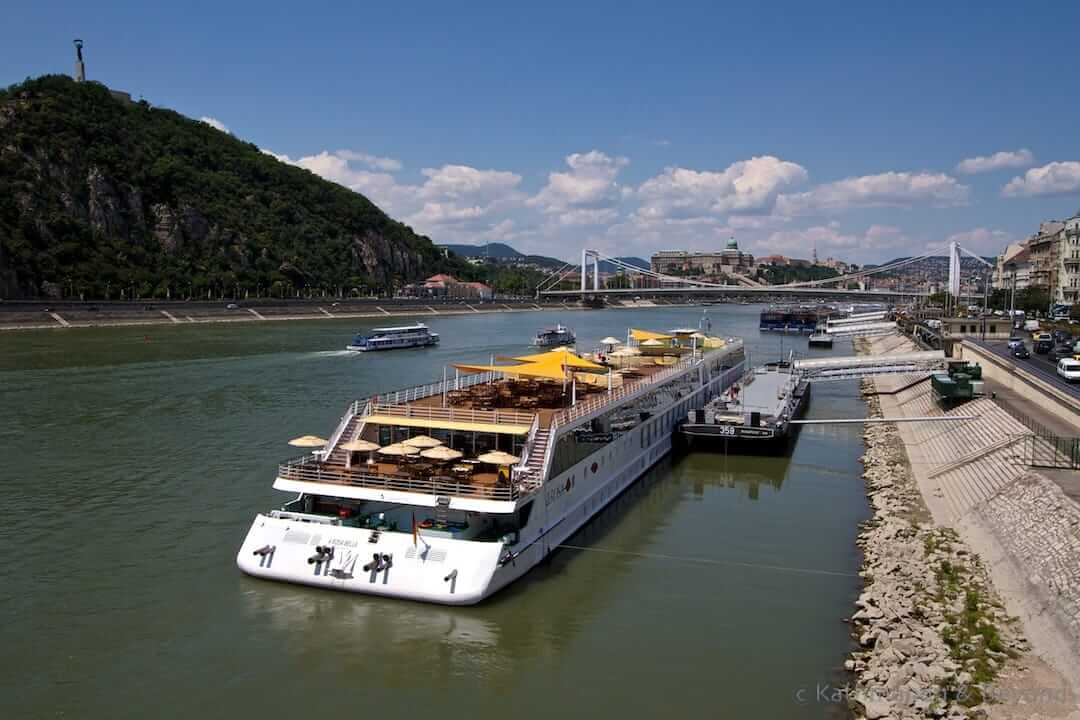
0,297,696,331
849,334,1080,719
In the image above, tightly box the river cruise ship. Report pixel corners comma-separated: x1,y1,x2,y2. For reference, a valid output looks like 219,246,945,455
237,327,745,604
347,323,439,351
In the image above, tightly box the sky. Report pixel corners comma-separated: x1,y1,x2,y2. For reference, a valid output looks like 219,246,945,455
5,1,1080,264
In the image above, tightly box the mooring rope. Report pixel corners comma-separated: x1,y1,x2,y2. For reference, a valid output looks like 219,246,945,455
555,544,860,578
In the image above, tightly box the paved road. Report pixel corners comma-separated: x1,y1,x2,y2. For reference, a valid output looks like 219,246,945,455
969,337,1080,400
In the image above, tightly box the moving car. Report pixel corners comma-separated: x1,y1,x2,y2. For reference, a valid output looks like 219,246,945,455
1034,338,1054,354
1007,337,1024,350
1057,358,1080,383
1050,345,1078,362
1012,345,1030,359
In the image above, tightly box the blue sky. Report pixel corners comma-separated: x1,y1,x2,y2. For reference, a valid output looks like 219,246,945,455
6,1,1080,263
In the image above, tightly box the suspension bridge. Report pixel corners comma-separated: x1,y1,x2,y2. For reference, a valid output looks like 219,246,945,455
535,243,992,303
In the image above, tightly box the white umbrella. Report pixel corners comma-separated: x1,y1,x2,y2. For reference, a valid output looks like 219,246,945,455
340,439,379,452
288,435,327,448
600,336,621,345
402,434,443,448
420,446,464,462
477,451,520,465
640,339,664,347
341,438,380,467
378,443,420,457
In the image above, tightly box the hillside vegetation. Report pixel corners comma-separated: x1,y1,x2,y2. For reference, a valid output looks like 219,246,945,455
0,75,470,299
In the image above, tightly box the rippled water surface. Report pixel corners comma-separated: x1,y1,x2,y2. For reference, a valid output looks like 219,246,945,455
1,305,869,719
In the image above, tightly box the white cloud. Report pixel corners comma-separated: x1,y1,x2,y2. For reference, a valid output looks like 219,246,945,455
737,224,911,266
942,228,1013,256
636,156,807,221
418,165,522,203
199,116,230,133
556,208,619,227
336,149,402,172
776,172,969,215
529,151,629,214
1002,161,1080,197
955,149,1034,174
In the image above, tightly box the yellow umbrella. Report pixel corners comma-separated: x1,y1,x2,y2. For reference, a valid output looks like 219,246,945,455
378,443,420,457
477,451,520,465
403,434,443,449
288,435,327,448
340,439,379,452
420,446,464,462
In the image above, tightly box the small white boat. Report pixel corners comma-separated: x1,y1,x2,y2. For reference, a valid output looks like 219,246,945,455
347,323,439,351
533,323,575,347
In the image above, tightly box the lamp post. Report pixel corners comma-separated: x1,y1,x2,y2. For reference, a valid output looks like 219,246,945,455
1007,262,1017,326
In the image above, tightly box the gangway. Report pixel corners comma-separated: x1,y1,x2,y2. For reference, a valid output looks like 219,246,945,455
828,311,888,326
824,321,897,337
793,351,945,382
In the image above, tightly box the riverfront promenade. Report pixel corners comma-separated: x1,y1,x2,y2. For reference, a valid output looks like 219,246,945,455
858,332,1080,717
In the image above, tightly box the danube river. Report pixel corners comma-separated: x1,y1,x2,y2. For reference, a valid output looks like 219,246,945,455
1,305,869,719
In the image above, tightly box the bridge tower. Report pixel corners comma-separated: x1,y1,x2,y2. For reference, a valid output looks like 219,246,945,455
580,249,600,293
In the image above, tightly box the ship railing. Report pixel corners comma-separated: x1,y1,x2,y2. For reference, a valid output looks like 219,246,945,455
278,456,519,501
374,370,499,406
367,402,534,427
516,413,541,467
552,352,700,427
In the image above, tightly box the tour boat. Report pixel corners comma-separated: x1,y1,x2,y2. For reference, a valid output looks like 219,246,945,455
347,323,439,351
533,324,575,347
237,328,745,604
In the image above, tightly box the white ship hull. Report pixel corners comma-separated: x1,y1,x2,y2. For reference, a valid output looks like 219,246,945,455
237,346,744,604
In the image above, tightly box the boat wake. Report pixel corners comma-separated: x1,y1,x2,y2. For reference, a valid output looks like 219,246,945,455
304,350,356,359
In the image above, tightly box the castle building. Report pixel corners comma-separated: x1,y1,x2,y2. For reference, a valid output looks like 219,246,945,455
650,238,754,278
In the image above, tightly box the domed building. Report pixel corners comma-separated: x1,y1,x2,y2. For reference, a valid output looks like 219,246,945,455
650,238,755,278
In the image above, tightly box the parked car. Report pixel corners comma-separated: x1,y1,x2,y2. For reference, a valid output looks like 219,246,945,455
1057,359,1080,383
1012,345,1030,359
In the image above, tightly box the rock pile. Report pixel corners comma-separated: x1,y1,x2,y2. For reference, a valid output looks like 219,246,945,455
848,383,1026,719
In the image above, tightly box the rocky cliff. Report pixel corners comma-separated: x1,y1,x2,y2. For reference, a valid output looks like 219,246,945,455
0,75,451,299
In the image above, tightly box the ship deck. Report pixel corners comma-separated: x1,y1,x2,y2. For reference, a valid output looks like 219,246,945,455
277,343,741,503
710,368,795,422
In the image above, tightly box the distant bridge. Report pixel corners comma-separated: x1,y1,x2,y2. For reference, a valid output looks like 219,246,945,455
536,244,992,303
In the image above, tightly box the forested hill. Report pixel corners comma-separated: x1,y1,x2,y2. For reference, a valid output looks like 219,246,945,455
0,75,465,299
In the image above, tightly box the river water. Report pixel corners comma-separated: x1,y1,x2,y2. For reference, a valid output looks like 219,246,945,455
1,305,869,719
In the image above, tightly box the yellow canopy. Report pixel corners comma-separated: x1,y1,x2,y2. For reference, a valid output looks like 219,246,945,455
630,328,673,342
453,360,568,381
509,347,606,371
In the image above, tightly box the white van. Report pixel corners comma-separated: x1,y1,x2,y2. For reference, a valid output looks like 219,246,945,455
1058,359,1080,383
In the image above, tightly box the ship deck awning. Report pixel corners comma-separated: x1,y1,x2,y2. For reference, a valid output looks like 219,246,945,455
630,328,674,342
362,413,532,435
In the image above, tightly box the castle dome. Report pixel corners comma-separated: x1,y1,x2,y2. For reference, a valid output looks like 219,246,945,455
725,237,739,250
